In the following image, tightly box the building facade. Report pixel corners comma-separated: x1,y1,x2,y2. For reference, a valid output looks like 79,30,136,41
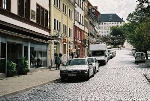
50,0,74,64
99,14,125,36
86,1,100,55
0,0,53,76
74,0,85,58
84,0,90,57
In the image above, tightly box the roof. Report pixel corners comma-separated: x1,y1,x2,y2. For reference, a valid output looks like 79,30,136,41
100,14,124,22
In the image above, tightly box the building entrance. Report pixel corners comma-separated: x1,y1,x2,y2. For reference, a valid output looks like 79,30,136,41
7,42,22,65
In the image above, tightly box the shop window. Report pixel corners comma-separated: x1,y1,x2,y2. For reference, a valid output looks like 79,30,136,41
24,42,28,60
30,43,48,68
0,37,6,73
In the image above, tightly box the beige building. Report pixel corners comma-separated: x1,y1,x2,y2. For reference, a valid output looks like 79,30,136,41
50,0,75,64
84,0,90,56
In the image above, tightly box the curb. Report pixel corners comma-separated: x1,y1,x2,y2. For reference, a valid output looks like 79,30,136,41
143,74,150,83
0,77,60,98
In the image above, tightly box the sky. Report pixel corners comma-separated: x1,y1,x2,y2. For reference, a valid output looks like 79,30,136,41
88,0,137,22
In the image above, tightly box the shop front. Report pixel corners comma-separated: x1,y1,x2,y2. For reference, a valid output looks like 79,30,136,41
0,36,50,74
0,22,53,76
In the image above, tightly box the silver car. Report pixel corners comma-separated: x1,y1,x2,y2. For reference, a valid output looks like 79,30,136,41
87,57,99,74
135,52,146,63
60,58,94,81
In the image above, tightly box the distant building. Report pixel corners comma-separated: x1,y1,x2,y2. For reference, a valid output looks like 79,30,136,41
99,14,125,36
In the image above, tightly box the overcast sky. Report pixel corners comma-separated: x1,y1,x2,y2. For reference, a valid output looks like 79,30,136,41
88,0,137,22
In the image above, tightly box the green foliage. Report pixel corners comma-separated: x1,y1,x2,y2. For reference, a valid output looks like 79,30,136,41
124,17,150,51
18,57,29,74
110,26,124,38
123,1,149,59
7,60,17,73
110,26,126,46
127,0,150,23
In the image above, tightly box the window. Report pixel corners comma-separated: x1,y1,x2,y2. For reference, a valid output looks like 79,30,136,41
80,14,81,23
45,10,48,27
63,24,67,34
69,9,72,18
82,1,84,9
63,3,66,14
0,0,11,11
54,0,60,9
82,16,83,25
84,19,88,28
69,28,72,37
78,31,80,40
18,0,30,20
54,19,56,30
75,10,79,22
54,18,61,31
41,8,44,26
36,4,48,28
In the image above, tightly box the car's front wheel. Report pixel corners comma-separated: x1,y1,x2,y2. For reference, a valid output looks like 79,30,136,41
85,70,90,81
61,77,66,82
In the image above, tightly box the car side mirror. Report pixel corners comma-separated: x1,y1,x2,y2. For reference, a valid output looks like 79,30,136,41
88,62,92,65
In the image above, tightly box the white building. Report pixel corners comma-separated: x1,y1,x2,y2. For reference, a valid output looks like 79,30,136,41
99,14,125,36
0,0,53,76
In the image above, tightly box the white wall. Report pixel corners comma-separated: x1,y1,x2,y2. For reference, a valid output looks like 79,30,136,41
1,0,49,36
99,22,124,36
74,3,84,30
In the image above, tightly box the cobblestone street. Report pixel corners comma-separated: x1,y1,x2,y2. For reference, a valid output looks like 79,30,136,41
1,49,150,101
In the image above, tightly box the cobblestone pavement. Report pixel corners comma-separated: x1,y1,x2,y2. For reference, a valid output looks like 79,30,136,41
1,49,150,101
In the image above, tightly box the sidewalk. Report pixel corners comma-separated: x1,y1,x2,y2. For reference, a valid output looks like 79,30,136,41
0,67,60,97
138,59,150,83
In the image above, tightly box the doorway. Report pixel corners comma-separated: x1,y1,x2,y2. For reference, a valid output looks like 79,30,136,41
7,42,22,63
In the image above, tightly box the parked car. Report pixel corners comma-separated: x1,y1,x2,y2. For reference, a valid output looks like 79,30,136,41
108,49,116,59
132,48,136,56
111,50,116,57
108,49,113,60
87,57,99,74
60,58,94,81
134,52,146,63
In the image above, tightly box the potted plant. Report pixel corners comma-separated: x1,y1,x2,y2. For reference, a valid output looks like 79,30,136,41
18,57,29,75
7,60,17,77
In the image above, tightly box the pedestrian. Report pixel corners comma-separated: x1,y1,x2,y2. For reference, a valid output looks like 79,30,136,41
55,54,61,70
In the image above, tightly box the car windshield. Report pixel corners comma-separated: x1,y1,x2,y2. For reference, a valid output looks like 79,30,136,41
135,52,144,57
87,58,94,63
66,60,71,65
91,51,104,56
69,59,86,65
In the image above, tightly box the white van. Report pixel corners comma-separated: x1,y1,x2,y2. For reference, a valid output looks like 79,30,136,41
89,44,108,65
135,52,146,63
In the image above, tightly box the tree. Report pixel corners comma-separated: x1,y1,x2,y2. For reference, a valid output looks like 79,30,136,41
123,17,150,59
127,0,150,23
110,26,125,47
123,0,150,59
